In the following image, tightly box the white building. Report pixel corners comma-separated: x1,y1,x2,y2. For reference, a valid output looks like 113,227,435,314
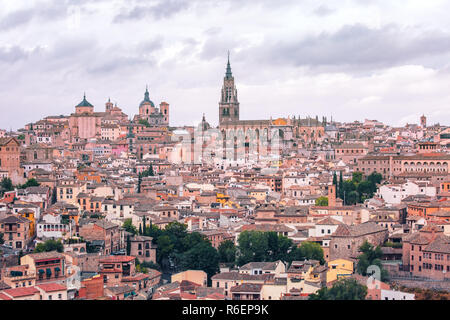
377,181,436,204
37,213,72,239
381,289,415,300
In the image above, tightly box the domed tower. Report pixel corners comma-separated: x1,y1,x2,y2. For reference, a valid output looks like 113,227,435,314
75,93,94,114
219,52,239,124
139,86,156,118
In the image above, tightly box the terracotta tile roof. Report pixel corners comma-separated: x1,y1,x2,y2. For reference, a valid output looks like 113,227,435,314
237,223,295,233
1,287,39,297
211,272,267,281
27,251,65,260
424,235,450,254
99,255,135,263
105,285,134,295
402,232,431,245
332,222,387,237
0,292,12,300
316,217,343,225
36,283,67,292
230,283,263,293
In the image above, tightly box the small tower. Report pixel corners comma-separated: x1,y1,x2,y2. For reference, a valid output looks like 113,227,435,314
160,102,170,125
420,114,427,128
328,185,336,207
105,97,113,113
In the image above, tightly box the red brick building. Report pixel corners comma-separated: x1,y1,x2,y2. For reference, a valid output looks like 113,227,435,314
402,224,450,280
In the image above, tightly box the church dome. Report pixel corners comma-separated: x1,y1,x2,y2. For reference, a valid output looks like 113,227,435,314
76,94,94,107
198,114,211,131
139,87,155,108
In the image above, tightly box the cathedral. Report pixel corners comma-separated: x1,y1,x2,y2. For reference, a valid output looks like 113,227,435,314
133,86,169,126
217,54,327,154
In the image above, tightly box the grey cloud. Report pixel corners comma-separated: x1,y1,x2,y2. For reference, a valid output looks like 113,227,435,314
0,9,34,31
245,24,450,71
86,55,155,74
0,0,108,31
113,0,191,23
313,5,335,16
137,38,164,53
0,45,40,63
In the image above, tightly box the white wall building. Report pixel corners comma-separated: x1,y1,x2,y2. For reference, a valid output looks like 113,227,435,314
381,289,415,300
377,181,436,204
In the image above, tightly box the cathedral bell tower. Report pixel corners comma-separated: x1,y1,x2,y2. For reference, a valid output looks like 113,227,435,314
219,52,239,124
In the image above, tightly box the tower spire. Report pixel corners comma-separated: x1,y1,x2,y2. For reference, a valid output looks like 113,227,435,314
144,85,150,101
225,51,232,79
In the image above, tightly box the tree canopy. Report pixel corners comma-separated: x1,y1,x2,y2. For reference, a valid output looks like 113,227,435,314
309,278,367,300
336,171,383,205
19,178,40,189
34,240,64,253
315,196,329,206
122,218,137,235
288,241,325,265
141,222,219,280
356,240,389,282
1,178,13,192
237,231,325,266
218,240,237,264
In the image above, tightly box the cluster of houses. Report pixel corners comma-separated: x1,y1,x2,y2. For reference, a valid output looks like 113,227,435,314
1,66,449,300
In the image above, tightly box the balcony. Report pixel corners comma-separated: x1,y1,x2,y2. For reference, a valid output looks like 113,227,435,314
7,272,36,281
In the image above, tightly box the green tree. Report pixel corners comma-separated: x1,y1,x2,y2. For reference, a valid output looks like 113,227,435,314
137,173,142,194
126,235,131,255
338,172,344,200
333,172,338,196
218,240,237,264
164,222,188,252
333,172,338,186
1,178,13,192
180,241,219,280
266,232,293,262
315,196,329,207
356,240,389,282
156,235,174,266
367,172,383,186
236,231,269,266
20,178,40,189
288,241,325,265
123,218,137,235
309,278,367,300
346,191,360,205
357,181,374,201
142,216,146,235
352,172,363,185
34,240,64,253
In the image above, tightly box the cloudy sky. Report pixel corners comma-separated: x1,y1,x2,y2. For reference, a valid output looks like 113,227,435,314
1,0,450,130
